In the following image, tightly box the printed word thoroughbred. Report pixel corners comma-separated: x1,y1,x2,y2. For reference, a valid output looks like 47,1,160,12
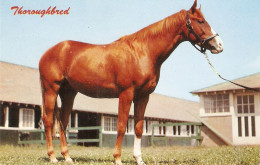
11,6,70,18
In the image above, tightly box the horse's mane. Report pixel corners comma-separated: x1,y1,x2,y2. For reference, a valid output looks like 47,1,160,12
118,10,186,42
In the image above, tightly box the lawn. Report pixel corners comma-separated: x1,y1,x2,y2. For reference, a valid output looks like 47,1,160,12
0,145,259,165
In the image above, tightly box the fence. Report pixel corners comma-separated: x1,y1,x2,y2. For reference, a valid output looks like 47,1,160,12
151,122,203,146
18,126,103,147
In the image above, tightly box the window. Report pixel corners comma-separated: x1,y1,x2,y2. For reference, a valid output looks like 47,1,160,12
104,116,111,131
68,112,78,128
173,126,176,135
10,106,19,127
159,122,165,135
127,118,134,134
166,123,173,135
0,105,5,126
68,112,78,133
238,117,242,137
166,124,193,137
111,117,117,132
146,120,151,134
180,125,188,136
70,113,75,128
103,116,117,132
237,116,256,137
237,95,254,114
204,94,229,113
236,95,255,137
19,108,35,129
143,120,146,134
186,125,190,136
191,125,195,135
251,116,256,137
146,120,159,135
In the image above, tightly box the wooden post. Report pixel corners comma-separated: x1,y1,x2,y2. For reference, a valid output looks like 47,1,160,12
99,127,102,147
198,125,201,146
18,132,21,145
151,125,155,146
41,130,44,144
195,125,199,146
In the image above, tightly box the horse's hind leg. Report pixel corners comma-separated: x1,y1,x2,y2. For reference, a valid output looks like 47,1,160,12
41,79,60,163
58,80,77,162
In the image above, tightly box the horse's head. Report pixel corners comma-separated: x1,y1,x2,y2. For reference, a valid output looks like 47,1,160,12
184,0,223,54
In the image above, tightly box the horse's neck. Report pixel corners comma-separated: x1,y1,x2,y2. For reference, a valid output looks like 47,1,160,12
131,10,186,66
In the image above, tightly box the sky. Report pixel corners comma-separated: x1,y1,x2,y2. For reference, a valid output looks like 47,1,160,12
0,0,260,102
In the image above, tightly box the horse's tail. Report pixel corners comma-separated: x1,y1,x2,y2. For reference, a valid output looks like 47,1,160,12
39,75,46,129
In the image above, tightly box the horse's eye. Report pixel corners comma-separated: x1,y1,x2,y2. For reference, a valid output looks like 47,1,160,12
198,20,204,24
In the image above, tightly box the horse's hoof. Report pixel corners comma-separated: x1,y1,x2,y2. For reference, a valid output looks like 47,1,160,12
134,155,146,165
65,157,73,163
139,161,146,165
115,159,122,165
50,158,58,163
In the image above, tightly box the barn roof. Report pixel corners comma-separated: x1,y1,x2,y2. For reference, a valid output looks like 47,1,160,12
191,72,260,94
0,61,199,122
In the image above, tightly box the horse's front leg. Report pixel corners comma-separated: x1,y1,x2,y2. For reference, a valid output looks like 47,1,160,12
133,95,149,165
113,87,134,165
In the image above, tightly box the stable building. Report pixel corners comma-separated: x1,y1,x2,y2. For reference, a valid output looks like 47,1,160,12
191,73,260,146
0,61,200,147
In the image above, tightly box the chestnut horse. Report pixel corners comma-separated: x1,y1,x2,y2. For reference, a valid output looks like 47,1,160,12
39,1,223,164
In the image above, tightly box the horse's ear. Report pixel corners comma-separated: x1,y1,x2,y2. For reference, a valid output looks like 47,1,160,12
189,0,197,13
199,4,201,11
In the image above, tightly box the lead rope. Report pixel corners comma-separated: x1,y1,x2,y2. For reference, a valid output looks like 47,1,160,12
203,52,260,92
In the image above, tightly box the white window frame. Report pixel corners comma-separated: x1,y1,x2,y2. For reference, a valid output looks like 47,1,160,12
142,120,147,135
180,125,189,137
200,93,232,117
235,94,256,138
68,112,78,133
4,106,9,128
204,94,229,113
19,108,35,129
158,121,165,136
147,120,160,135
102,116,118,134
126,118,134,134
166,124,192,137
165,123,173,136
232,93,260,145
0,106,9,128
68,112,78,128
146,120,152,135
236,94,255,115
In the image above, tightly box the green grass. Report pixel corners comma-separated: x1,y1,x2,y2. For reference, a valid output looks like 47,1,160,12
0,145,259,165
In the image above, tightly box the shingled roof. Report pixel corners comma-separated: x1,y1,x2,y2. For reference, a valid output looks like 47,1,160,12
191,72,260,94
0,61,199,122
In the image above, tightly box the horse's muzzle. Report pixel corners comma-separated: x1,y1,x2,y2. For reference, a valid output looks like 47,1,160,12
209,36,223,54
